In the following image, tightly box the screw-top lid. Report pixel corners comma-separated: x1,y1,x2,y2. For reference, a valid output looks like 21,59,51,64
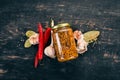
52,23,70,29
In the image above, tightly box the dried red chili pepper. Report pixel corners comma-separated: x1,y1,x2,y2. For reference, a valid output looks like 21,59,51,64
34,23,44,68
43,27,51,47
34,55,38,68
38,23,44,60
34,23,51,68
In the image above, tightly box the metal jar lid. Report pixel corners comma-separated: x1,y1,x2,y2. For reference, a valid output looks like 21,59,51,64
52,23,70,29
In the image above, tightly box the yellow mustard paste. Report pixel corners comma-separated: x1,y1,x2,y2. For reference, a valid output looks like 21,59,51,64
52,23,78,62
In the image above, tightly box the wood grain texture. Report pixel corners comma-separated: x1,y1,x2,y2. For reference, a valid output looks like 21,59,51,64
0,0,120,80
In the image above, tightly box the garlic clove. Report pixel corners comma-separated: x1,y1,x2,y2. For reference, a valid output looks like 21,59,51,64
44,31,56,58
44,46,56,58
77,45,88,54
77,38,88,54
75,31,88,54
73,30,82,40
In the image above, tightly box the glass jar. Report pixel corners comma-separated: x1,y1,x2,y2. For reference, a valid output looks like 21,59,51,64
52,23,78,62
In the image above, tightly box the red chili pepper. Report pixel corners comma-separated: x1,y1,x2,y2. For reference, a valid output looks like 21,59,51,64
34,55,38,68
43,27,51,47
34,23,44,68
34,23,51,68
37,23,44,60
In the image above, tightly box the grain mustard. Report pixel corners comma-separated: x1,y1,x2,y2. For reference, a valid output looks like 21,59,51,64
52,23,78,62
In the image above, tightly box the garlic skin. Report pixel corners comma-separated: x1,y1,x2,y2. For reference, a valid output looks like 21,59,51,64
74,30,88,54
28,33,39,45
44,31,56,58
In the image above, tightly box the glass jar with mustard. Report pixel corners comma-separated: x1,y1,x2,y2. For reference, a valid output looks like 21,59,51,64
52,23,78,62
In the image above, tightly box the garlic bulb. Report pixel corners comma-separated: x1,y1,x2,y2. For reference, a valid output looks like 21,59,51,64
44,31,56,58
28,33,39,45
74,30,88,54
77,34,88,54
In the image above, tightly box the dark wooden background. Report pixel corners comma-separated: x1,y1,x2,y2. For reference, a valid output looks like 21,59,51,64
0,0,120,80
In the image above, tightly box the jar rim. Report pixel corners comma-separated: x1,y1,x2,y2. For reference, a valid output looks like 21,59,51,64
52,23,70,29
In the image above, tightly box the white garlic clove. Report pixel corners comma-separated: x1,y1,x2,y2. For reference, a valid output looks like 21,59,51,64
44,46,56,58
76,33,88,54
73,30,82,40
77,45,88,54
